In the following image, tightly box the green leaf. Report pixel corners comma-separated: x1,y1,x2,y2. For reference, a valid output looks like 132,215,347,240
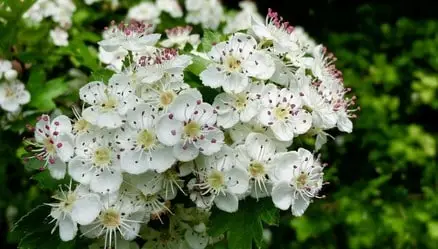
27,70,69,111
200,30,223,52
187,55,210,75
89,68,114,82
23,158,44,172
31,170,69,190
209,198,279,249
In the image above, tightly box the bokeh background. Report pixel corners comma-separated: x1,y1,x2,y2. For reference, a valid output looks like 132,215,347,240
1,0,438,248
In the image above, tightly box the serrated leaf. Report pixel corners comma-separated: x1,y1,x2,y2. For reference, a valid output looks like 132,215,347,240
209,198,279,249
186,55,210,75
31,170,70,190
89,68,114,82
27,71,68,111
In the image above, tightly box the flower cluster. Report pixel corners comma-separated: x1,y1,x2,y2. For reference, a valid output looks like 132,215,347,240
27,8,357,249
0,59,30,113
23,0,76,46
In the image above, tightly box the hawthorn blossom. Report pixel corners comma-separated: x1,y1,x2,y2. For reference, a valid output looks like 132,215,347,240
98,20,160,52
50,27,69,46
0,60,18,80
0,79,30,112
156,89,224,161
185,0,224,30
140,80,188,111
161,26,200,49
79,77,138,129
137,48,192,84
115,104,176,174
68,131,122,194
258,84,312,141
212,81,263,128
192,146,249,212
127,2,161,24
29,114,74,179
270,148,324,216
200,33,275,93
157,0,183,18
224,1,263,34
48,184,101,241
98,46,128,71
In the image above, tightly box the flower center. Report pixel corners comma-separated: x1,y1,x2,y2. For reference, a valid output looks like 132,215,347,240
137,129,156,150
225,56,242,72
234,94,247,110
93,147,112,167
249,162,265,177
5,87,14,97
62,193,77,212
101,97,118,111
296,173,308,189
73,119,91,134
207,170,225,190
100,209,121,228
43,138,57,155
159,91,175,107
184,121,201,138
273,106,290,121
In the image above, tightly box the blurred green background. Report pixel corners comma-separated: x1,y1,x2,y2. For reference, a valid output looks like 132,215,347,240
1,1,438,248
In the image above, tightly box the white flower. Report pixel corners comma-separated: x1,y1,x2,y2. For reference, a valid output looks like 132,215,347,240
258,84,312,141
290,26,317,53
0,79,30,112
98,46,128,71
30,114,74,179
79,77,138,129
98,20,160,52
223,1,263,34
132,169,184,201
184,227,209,249
140,80,188,111
200,33,275,94
80,199,145,248
157,0,183,18
68,131,123,194
270,148,324,216
0,60,18,80
161,26,200,49
185,0,224,30
127,2,161,24
137,48,192,84
192,146,249,212
235,133,279,199
156,89,224,161
50,27,69,46
212,81,263,128
115,104,176,174
48,184,101,241
251,8,295,52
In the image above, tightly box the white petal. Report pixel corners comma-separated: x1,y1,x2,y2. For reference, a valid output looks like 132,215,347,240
58,215,77,241
121,150,151,174
184,229,209,249
200,64,225,89
244,133,276,161
196,128,224,156
168,88,202,121
47,158,66,180
214,192,239,213
51,115,72,134
79,81,106,105
68,157,92,184
291,109,312,135
240,101,259,122
271,182,293,210
156,115,183,146
126,103,157,130
148,147,177,173
258,108,275,126
82,107,123,129
55,134,74,162
337,113,353,133
191,103,216,126
90,168,122,194
225,168,249,194
315,132,327,151
217,111,239,129
206,41,227,62
222,72,248,94
212,93,234,114
173,142,199,162
71,195,101,225
271,122,295,142
140,68,165,84
242,51,275,80
291,194,310,216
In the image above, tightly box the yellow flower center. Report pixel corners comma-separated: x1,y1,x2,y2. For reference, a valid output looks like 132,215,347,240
159,91,175,107
100,209,121,228
296,173,308,189
43,138,57,154
234,94,247,110
101,97,118,111
62,193,77,212
93,147,111,167
249,162,265,177
5,86,14,97
225,56,242,72
184,121,201,138
207,170,225,190
73,119,91,134
273,107,290,121
137,129,156,150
